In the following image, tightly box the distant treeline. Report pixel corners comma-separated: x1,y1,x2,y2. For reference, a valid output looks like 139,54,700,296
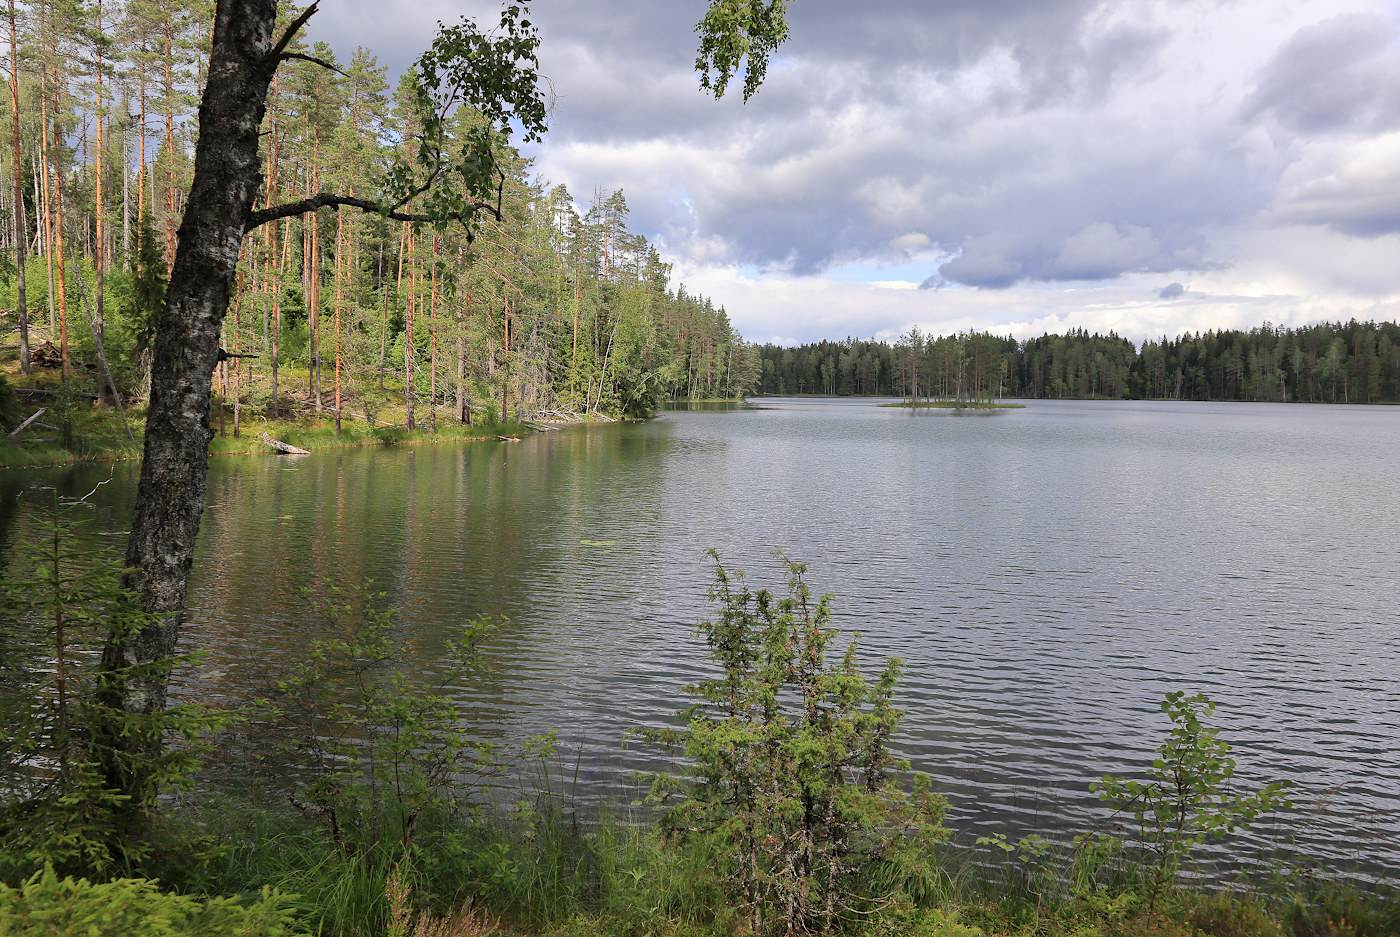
756,320,1400,404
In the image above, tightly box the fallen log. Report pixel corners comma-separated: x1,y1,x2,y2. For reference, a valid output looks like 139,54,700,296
7,407,48,438
259,431,311,455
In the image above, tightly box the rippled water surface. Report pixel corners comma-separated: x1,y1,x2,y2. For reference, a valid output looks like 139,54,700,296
3,398,1398,871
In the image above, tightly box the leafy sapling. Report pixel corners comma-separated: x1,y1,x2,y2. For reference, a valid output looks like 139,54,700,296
1090,691,1291,910
265,578,502,862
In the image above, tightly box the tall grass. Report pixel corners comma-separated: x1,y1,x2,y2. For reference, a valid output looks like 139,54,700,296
153,789,1400,937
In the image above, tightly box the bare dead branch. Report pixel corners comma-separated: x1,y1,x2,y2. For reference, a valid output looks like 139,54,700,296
246,192,503,233
264,1,319,73
279,51,347,77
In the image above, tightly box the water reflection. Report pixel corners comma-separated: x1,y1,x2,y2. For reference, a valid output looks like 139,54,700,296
2,399,1397,875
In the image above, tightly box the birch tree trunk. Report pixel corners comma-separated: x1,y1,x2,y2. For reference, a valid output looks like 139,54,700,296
109,0,283,716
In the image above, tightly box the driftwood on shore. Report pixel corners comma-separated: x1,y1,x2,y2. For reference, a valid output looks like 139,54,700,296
525,409,617,424
259,431,310,455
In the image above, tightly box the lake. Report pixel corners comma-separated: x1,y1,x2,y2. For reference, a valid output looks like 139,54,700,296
2,397,1397,874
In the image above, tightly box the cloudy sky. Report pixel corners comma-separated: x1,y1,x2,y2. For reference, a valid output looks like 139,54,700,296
306,0,1400,346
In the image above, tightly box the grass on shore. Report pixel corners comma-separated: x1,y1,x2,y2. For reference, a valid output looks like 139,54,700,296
0,361,620,468
204,412,536,458
112,798,1398,937
0,408,538,468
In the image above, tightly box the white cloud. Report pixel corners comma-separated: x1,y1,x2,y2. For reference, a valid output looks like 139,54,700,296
305,0,1400,344
889,232,932,252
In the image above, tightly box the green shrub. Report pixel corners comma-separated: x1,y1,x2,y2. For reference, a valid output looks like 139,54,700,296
1089,692,1291,911
261,579,502,861
0,493,235,881
0,866,298,937
1284,879,1400,937
0,369,16,429
643,551,947,936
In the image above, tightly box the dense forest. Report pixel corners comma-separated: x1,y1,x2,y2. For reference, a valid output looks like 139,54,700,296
0,0,758,433
757,320,1400,404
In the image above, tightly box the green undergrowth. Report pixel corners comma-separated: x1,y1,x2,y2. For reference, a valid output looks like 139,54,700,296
0,402,146,467
0,358,615,468
0,403,550,468
0,414,534,468
60,799,1395,937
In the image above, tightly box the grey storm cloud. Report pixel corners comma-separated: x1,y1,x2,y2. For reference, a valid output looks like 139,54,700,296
1240,13,1400,137
1158,282,1185,300
1272,161,1400,238
301,0,1400,295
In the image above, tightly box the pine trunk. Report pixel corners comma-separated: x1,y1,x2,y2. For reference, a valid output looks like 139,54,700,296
404,230,415,430
7,0,27,373
163,15,177,272
49,63,69,381
94,0,107,399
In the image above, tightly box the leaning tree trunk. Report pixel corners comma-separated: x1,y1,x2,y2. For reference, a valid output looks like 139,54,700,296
106,0,283,714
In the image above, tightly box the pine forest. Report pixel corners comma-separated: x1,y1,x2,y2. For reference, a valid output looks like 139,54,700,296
0,0,756,440
757,320,1400,405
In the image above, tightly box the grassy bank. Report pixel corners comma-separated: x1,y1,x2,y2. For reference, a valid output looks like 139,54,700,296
12,797,1389,937
0,410,539,468
0,380,625,468
1,354,639,468
204,414,539,458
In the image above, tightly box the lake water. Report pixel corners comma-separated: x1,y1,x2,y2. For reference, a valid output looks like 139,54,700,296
2,398,1398,875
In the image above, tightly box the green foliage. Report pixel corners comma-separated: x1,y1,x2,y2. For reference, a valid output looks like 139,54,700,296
0,865,298,937
1184,891,1286,937
119,219,167,368
644,551,947,936
1282,878,1400,937
392,4,547,228
0,492,235,881
1089,692,1291,910
695,0,792,101
0,369,15,429
859,904,986,937
262,578,502,861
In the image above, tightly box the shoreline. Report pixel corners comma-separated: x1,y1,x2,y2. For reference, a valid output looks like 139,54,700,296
0,411,625,471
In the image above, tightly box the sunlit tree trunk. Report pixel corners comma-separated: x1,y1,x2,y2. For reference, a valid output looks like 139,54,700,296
48,61,69,381
38,70,55,333
162,13,176,272
404,229,415,430
7,0,28,373
333,191,344,433
429,233,438,431
94,0,107,396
